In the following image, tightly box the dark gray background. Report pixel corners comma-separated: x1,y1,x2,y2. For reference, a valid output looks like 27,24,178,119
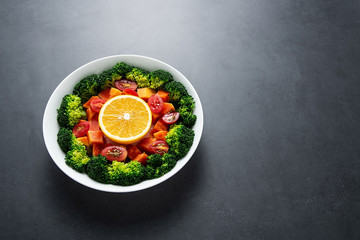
1,0,359,239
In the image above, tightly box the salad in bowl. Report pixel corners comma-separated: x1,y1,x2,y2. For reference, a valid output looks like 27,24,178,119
43,55,203,192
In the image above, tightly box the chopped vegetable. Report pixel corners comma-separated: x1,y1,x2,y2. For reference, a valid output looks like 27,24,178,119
160,102,175,115
87,130,104,145
98,88,111,100
109,87,122,98
115,79,137,91
153,130,168,141
101,145,127,161
150,140,169,155
72,120,90,138
156,90,170,102
162,112,179,124
127,145,142,160
83,96,100,109
152,119,169,133
148,94,164,114
137,87,156,101
90,98,106,113
133,152,148,165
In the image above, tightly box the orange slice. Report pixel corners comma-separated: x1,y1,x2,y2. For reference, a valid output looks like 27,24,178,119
98,95,152,144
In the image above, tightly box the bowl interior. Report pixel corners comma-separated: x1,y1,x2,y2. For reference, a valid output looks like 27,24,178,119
43,55,203,193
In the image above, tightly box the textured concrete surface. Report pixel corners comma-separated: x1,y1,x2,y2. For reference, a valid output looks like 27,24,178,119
1,0,360,239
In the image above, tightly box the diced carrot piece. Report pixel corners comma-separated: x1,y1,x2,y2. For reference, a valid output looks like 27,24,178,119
109,87,122,98
161,102,175,115
153,130,168,141
98,88,111,100
87,131,104,145
157,90,170,102
92,143,104,156
152,119,169,133
137,136,157,154
133,152,148,166
127,145,142,160
89,117,100,131
137,88,156,101
86,108,97,120
152,112,162,124
83,96,100,109
77,136,89,146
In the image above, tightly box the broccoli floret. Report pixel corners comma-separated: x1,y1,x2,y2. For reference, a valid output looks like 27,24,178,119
57,94,86,128
86,155,110,184
146,153,177,179
178,110,197,127
166,124,195,160
149,70,174,90
126,67,150,88
179,95,195,110
147,153,163,167
108,160,146,186
57,127,78,153
65,142,90,173
177,95,197,127
163,81,189,103
73,74,100,102
98,69,121,91
113,62,134,76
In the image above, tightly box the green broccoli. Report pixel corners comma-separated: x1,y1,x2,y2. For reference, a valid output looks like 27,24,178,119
146,153,177,179
98,69,121,91
73,74,100,102
113,62,134,76
57,94,86,128
178,109,197,127
166,124,195,160
108,160,146,186
57,127,78,153
163,81,189,103
149,70,174,90
86,155,110,184
126,67,150,88
177,95,197,127
65,142,90,173
179,95,195,109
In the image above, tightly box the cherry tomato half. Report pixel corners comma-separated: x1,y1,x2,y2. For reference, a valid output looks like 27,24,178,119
90,98,106,113
72,121,90,137
115,79,137,91
150,140,169,155
148,94,163,114
101,146,128,161
123,88,139,97
162,112,180,124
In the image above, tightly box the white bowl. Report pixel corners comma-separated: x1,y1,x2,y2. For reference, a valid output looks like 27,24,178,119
43,55,204,193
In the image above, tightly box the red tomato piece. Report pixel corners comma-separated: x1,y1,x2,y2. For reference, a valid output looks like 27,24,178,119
115,79,137,91
150,140,169,155
162,112,180,124
101,146,127,161
72,121,90,137
123,89,139,97
148,94,163,114
90,98,106,113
